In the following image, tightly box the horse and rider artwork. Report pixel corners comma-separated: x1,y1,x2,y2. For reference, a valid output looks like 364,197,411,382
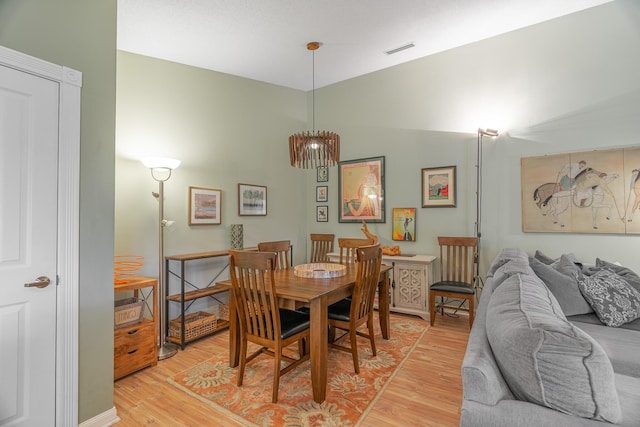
521,146,640,234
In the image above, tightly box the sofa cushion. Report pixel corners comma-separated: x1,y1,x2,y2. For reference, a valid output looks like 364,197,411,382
577,268,640,327
528,255,593,316
486,273,621,423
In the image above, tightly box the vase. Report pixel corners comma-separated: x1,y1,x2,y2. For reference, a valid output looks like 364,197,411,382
230,224,243,249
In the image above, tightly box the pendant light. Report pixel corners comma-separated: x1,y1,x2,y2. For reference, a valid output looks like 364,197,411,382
289,42,340,169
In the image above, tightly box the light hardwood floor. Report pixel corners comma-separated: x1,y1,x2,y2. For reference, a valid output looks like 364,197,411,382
113,312,470,426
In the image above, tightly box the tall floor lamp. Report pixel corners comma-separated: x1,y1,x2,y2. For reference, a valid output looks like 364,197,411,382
141,156,181,360
475,128,498,291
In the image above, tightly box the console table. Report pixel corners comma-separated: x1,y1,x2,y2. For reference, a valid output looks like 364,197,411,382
327,252,436,320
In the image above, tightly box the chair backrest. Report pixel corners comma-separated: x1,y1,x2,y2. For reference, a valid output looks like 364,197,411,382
257,240,291,270
350,245,383,322
229,250,280,342
309,233,335,263
438,236,477,285
337,238,375,264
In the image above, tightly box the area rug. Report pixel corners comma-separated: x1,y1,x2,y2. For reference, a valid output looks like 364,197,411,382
167,313,428,426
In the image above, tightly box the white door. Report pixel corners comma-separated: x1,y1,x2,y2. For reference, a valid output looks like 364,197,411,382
0,63,59,426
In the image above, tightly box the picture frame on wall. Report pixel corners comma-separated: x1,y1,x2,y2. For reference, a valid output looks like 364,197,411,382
338,156,385,223
316,185,328,202
316,206,328,222
421,165,456,208
189,186,222,225
317,166,328,182
392,207,416,241
238,183,267,216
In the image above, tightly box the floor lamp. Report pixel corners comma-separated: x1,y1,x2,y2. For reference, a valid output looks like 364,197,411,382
475,128,498,291
141,157,181,360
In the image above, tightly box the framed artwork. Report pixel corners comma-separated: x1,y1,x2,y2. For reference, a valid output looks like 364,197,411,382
317,166,328,182
521,146,639,234
316,185,328,202
238,183,267,216
316,206,328,222
189,186,222,225
338,156,385,223
392,208,416,241
422,166,456,208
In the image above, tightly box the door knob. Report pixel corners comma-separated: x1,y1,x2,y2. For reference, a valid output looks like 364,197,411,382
24,276,51,288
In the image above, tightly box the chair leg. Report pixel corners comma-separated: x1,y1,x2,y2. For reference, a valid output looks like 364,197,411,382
272,348,281,403
350,328,360,374
429,291,436,326
237,338,247,386
368,317,376,357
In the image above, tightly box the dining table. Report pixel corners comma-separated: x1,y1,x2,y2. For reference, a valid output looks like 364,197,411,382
216,262,393,403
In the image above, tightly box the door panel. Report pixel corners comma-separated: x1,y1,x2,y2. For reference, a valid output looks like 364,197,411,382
0,64,59,426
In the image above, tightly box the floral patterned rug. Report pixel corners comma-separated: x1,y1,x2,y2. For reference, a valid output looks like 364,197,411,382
167,314,428,427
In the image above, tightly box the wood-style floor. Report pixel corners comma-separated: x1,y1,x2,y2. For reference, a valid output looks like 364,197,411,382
113,312,470,426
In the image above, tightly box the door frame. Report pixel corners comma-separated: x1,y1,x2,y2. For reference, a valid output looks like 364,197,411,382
0,45,81,426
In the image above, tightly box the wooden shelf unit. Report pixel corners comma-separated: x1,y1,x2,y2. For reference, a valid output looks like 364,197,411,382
114,276,158,380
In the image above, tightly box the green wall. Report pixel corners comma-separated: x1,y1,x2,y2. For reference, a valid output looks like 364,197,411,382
0,0,117,423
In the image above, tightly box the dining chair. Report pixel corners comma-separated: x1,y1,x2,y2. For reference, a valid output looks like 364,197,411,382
309,233,335,262
229,250,310,403
257,240,291,270
429,236,477,329
337,238,375,264
327,244,382,374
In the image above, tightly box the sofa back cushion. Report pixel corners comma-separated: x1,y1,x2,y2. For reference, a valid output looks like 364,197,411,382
486,273,621,423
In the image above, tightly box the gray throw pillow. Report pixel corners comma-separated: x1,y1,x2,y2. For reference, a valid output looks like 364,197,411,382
534,250,556,265
486,273,621,423
529,255,593,316
595,258,640,293
577,268,640,327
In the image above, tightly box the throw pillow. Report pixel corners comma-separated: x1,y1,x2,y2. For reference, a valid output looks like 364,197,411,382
596,258,640,293
487,273,621,423
577,268,640,327
534,250,556,265
529,255,593,316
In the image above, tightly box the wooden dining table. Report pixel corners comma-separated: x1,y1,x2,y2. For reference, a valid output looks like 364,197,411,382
216,263,392,403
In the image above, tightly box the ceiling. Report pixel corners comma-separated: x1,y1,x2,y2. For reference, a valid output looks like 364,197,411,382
117,0,612,92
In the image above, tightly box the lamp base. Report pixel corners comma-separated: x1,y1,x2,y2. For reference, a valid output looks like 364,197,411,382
158,342,179,360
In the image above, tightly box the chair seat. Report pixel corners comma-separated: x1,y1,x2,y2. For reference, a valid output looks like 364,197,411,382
327,298,352,322
279,308,310,339
430,281,475,294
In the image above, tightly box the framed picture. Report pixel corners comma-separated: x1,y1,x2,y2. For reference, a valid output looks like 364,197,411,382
421,166,456,208
316,206,328,222
392,208,416,241
238,183,267,216
338,156,385,223
317,166,328,182
188,186,222,225
316,185,328,202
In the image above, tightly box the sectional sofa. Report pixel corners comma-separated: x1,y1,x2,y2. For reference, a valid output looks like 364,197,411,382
460,248,640,426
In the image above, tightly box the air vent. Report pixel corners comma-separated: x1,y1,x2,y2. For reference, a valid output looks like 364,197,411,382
385,43,415,55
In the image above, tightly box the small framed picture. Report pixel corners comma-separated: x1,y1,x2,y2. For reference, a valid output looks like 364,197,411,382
189,186,222,225
317,166,328,182
421,165,457,208
238,183,267,216
316,206,328,222
392,208,416,241
316,185,328,202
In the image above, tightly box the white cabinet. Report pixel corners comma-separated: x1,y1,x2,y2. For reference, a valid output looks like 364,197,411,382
327,253,436,321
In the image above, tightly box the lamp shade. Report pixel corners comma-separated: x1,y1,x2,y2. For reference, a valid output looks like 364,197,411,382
140,157,181,170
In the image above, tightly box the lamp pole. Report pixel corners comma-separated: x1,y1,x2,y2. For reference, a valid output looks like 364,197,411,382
475,129,498,291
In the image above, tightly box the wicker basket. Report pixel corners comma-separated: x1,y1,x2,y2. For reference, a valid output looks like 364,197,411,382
218,304,229,321
169,311,217,341
114,297,144,329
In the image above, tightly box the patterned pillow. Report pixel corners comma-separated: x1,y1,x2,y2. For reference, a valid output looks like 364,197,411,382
577,269,640,327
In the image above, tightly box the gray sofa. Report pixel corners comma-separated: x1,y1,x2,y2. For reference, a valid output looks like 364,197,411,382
460,248,640,427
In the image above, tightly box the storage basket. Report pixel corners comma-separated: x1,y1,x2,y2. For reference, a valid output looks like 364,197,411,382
114,297,144,329
218,304,229,321
169,311,217,341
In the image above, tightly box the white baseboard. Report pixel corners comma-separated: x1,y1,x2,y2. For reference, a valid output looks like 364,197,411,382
79,407,120,427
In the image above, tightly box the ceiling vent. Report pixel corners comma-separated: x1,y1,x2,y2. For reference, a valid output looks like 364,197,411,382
385,43,415,55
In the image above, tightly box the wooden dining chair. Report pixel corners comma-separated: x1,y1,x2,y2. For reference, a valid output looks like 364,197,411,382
429,236,477,329
309,233,335,262
337,238,375,264
327,244,382,374
229,250,310,403
257,240,291,270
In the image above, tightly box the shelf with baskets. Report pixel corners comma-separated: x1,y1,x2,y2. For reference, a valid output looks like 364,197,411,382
164,250,242,349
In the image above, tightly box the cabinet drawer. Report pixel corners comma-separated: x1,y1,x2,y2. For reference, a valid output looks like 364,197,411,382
114,321,155,356
114,322,157,379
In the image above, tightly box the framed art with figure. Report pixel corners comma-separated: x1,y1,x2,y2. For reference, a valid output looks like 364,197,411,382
392,208,416,241
339,156,385,223
421,166,456,208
